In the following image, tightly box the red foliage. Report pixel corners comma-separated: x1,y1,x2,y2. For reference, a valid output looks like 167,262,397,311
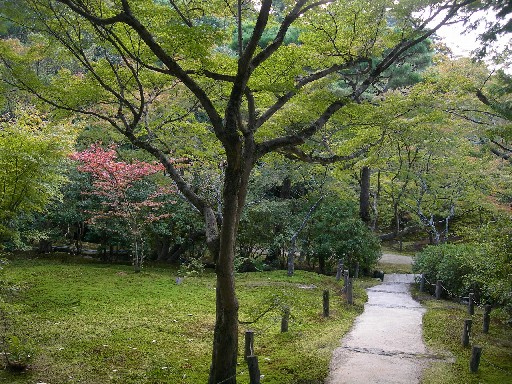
70,143,175,225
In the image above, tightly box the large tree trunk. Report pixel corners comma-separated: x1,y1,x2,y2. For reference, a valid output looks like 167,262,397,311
359,166,371,225
208,194,239,384
208,136,253,384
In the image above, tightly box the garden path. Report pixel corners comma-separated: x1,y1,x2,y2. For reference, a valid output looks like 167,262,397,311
326,257,430,384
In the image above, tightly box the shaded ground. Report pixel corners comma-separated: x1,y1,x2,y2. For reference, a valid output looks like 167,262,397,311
326,253,436,383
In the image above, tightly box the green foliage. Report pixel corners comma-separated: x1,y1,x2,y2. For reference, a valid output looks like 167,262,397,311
413,244,481,297
0,108,76,246
229,22,300,51
306,198,381,274
413,239,512,316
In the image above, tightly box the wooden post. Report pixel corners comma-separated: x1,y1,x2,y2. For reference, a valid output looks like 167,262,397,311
343,269,349,287
347,278,353,304
335,259,343,281
354,262,359,279
281,306,290,333
323,290,330,317
244,330,254,361
247,355,261,384
420,274,425,292
435,280,442,300
470,346,482,373
462,319,472,347
468,293,475,315
483,305,491,333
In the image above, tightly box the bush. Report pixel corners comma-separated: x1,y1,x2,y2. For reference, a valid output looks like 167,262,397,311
305,198,381,275
413,243,512,316
413,244,481,297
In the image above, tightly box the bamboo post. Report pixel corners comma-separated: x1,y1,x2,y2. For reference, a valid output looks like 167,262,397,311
335,259,343,281
468,293,475,315
462,319,472,348
483,305,491,333
420,274,425,292
470,346,482,373
323,290,330,317
435,280,442,300
247,355,261,384
347,278,353,304
244,330,254,361
281,306,290,333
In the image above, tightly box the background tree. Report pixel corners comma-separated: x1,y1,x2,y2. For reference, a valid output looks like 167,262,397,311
0,106,75,248
70,143,176,271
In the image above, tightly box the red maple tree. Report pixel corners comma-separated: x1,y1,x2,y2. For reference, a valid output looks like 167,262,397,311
71,143,175,271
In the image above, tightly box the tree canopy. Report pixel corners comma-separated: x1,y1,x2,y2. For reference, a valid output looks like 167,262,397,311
0,1,491,382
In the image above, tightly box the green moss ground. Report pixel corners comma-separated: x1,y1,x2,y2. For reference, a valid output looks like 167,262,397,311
0,256,377,383
414,291,512,384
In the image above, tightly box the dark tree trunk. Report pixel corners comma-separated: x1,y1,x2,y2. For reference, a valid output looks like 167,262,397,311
359,166,371,225
208,132,254,384
280,176,291,199
38,239,53,254
155,236,171,261
318,253,326,275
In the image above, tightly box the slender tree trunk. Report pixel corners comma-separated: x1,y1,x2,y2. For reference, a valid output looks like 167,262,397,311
371,170,380,230
359,166,371,225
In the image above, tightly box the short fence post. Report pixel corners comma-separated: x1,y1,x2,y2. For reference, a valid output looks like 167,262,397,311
347,278,353,304
470,346,482,373
247,355,261,384
344,270,349,287
435,280,442,300
354,262,359,279
244,330,254,361
335,260,343,281
483,305,491,333
281,306,290,333
462,319,472,347
323,290,330,317
420,274,425,292
468,293,475,315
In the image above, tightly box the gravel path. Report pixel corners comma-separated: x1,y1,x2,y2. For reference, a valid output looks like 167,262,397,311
325,272,430,384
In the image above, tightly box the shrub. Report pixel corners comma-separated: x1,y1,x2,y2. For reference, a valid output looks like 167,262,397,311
305,198,381,275
413,243,512,316
413,244,481,297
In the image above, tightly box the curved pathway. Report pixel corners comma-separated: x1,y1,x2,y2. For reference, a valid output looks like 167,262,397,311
326,272,429,384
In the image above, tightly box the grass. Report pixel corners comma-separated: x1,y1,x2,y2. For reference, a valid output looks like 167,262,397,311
376,262,413,274
413,290,512,384
0,254,378,384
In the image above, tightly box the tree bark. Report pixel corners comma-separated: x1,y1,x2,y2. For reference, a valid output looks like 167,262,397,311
208,132,254,384
359,166,371,225
208,180,240,384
